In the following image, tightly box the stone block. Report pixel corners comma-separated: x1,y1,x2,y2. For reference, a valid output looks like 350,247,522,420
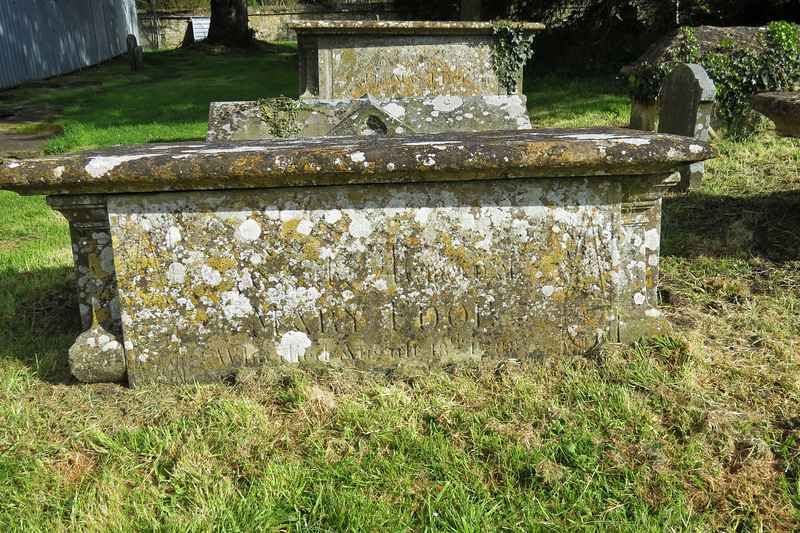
206,94,531,141
290,21,543,99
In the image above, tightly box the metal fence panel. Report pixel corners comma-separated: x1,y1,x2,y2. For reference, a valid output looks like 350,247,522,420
0,0,139,89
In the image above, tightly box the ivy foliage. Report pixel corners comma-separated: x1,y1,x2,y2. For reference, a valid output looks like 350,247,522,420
258,96,302,138
492,20,535,93
626,21,800,130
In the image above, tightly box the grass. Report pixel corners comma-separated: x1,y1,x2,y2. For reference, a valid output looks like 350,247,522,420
525,75,631,128
0,45,799,531
5,41,299,154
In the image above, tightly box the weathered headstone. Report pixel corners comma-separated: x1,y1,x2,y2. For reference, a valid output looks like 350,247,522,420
623,26,764,131
750,92,800,138
207,94,532,141
657,63,716,190
126,34,138,72
133,46,144,73
0,128,718,386
290,21,543,99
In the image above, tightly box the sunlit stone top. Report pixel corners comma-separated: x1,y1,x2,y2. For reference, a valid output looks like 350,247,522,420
0,128,718,196
288,20,544,34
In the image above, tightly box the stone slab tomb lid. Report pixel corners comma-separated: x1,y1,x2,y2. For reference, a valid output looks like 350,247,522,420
288,20,545,35
750,92,800,138
206,94,532,141
0,128,719,197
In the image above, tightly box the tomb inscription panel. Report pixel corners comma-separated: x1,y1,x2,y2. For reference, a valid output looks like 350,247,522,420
108,177,619,385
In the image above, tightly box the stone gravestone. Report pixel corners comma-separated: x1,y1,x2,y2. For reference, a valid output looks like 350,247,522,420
126,34,137,70
0,21,719,387
657,63,716,190
127,34,143,73
133,47,144,73
209,21,540,142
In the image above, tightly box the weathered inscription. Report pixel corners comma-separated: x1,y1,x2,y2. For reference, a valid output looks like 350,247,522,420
346,50,492,98
108,177,620,385
324,36,499,98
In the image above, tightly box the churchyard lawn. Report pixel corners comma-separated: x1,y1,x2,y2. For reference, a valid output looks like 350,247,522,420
0,44,798,531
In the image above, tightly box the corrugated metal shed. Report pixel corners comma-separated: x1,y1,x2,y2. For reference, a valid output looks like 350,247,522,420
187,17,210,42
0,0,139,89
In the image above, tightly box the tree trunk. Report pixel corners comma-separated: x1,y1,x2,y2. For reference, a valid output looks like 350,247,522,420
206,0,251,46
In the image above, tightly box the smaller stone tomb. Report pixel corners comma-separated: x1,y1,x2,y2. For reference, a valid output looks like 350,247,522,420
0,128,718,386
750,92,800,138
207,94,531,141
289,21,544,100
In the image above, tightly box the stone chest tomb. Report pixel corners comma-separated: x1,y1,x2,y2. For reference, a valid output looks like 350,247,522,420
0,129,717,386
290,21,544,100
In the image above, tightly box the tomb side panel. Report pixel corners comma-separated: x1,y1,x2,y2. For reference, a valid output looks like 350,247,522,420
107,177,621,386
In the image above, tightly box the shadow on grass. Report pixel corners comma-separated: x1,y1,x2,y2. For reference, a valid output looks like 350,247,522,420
0,265,81,384
662,188,800,262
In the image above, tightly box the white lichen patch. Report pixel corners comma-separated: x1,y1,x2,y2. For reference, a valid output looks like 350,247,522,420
276,331,312,363
279,209,304,222
167,262,186,284
200,265,222,286
296,219,314,235
220,289,254,321
236,218,262,242
383,102,406,118
324,209,343,224
348,216,372,238
349,151,366,163
644,228,660,250
84,155,150,178
166,226,182,248
100,246,115,275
